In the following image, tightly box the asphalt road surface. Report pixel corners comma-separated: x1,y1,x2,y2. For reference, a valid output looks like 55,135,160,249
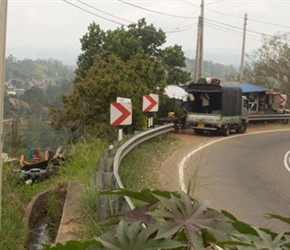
184,129,290,233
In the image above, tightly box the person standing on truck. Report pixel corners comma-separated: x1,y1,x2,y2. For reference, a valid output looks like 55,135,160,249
200,93,210,113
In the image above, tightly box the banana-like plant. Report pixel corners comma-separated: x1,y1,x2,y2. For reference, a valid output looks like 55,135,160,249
43,189,290,250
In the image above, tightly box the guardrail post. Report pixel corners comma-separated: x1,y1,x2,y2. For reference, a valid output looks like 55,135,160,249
96,124,174,221
96,145,122,222
95,171,114,222
98,157,114,172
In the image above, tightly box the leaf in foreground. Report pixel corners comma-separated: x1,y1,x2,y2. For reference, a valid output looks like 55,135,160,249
42,240,100,250
149,191,231,250
99,188,180,204
120,204,157,226
233,227,290,250
96,220,186,250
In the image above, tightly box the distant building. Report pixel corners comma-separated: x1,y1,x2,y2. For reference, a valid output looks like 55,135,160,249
223,82,287,114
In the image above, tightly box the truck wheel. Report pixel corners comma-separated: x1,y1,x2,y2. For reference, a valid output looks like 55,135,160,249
236,122,247,133
194,129,203,135
222,125,230,136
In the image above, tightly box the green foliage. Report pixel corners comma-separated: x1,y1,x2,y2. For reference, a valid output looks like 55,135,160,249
85,189,290,250
95,220,186,250
5,56,75,84
0,163,26,250
42,240,100,250
59,137,107,181
4,57,74,154
1,136,108,249
56,137,109,239
246,32,290,105
119,136,184,193
50,19,191,142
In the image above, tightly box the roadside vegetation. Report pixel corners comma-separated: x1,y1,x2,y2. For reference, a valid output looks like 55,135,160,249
0,137,108,249
2,13,290,250
119,135,184,191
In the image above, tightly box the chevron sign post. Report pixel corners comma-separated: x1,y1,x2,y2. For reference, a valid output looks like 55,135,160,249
143,94,159,112
143,94,159,127
110,102,132,126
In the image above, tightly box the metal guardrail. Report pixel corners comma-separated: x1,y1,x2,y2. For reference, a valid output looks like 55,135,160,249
113,123,174,211
249,114,290,121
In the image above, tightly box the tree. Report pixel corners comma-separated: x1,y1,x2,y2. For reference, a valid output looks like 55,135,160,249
50,19,190,142
161,45,191,85
50,52,166,142
246,32,290,98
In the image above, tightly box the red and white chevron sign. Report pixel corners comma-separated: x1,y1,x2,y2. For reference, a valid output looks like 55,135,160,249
279,94,287,106
143,94,159,112
110,102,132,126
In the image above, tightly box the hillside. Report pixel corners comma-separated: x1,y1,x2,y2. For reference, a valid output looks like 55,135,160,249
3,55,238,157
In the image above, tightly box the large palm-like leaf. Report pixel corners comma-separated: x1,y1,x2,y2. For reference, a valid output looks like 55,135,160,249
100,188,180,204
120,204,157,226
232,227,290,250
94,220,187,250
265,213,290,228
148,191,234,250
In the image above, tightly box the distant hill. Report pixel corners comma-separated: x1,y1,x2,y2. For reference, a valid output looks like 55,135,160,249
7,46,243,68
6,47,239,82
6,46,81,66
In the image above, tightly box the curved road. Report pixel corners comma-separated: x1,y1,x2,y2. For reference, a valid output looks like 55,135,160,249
183,130,290,233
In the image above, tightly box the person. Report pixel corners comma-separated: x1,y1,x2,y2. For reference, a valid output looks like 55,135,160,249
200,93,210,113
180,103,187,130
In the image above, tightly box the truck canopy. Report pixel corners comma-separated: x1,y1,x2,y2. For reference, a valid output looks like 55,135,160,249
186,83,243,116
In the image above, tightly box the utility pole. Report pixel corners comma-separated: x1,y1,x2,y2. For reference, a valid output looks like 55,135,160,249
194,0,204,82
194,18,201,82
11,119,18,157
0,0,8,231
239,13,247,83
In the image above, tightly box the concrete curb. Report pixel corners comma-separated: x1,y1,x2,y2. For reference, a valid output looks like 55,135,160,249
55,180,83,244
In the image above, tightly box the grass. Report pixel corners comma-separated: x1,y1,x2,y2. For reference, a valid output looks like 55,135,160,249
1,133,185,248
119,134,184,191
0,137,108,249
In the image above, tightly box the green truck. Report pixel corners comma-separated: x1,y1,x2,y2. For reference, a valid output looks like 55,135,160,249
186,80,249,136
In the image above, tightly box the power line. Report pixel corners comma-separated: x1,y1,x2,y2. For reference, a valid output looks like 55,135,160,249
204,22,261,43
205,18,281,39
63,0,127,26
64,0,198,35
168,8,200,33
204,4,290,29
118,0,198,19
179,0,199,7
165,23,197,34
248,18,290,29
77,0,133,24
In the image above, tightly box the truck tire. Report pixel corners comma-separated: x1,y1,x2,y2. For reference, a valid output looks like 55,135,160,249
221,125,230,136
194,129,203,135
236,122,247,134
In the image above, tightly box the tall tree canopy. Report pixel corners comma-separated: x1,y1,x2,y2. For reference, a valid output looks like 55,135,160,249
246,32,290,98
50,19,191,142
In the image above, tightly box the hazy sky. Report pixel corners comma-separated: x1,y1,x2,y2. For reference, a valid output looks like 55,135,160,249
4,0,290,65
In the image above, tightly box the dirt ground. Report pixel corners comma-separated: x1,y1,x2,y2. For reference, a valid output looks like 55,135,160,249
170,121,290,144
160,121,290,191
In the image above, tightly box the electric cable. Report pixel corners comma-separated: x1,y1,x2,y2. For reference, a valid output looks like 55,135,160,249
205,18,283,39
77,0,133,23
118,0,198,19
63,0,127,26
204,22,261,43
203,4,290,29
248,18,290,29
